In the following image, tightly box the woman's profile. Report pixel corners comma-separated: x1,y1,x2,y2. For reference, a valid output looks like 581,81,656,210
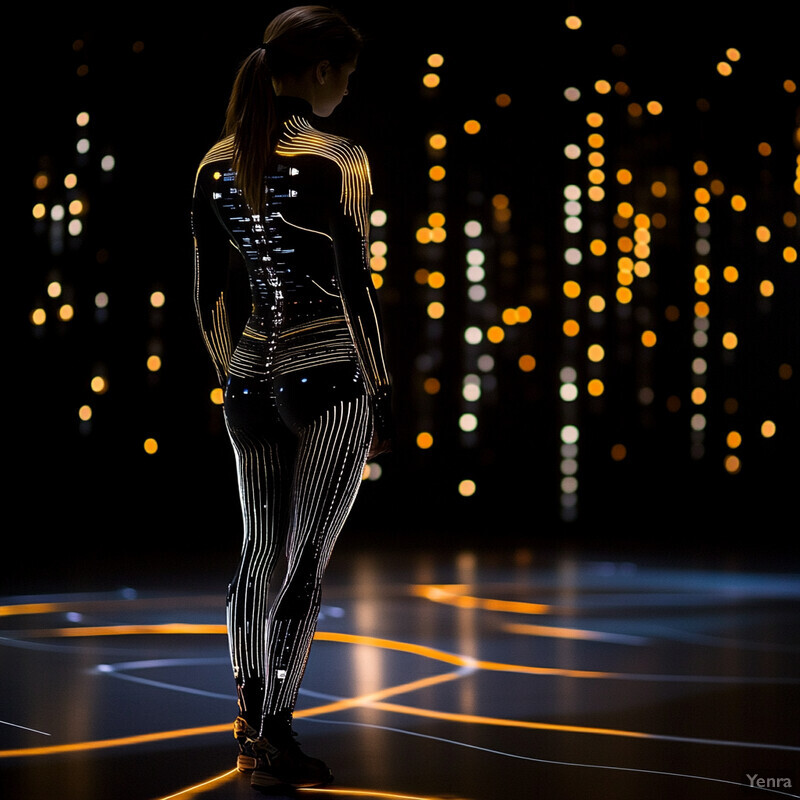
192,5,392,790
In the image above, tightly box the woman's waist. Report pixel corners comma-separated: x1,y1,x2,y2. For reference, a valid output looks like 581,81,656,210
250,292,344,323
230,314,357,379
244,313,351,340
274,316,355,362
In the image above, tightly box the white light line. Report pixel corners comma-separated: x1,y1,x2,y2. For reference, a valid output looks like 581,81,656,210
0,720,51,736
302,718,800,798
95,658,229,672
276,212,333,240
95,671,233,701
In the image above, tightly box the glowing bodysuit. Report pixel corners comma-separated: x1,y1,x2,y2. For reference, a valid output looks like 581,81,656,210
192,96,391,724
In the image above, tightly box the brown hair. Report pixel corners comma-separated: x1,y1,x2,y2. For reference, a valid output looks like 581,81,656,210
223,6,363,212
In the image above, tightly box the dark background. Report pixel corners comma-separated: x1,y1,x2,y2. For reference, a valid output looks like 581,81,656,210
15,5,799,586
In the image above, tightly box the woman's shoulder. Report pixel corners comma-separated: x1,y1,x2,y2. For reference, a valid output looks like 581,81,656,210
197,135,236,174
277,118,370,176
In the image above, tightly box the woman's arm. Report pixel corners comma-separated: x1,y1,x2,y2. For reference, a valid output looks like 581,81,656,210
191,169,235,386
324,144,393,453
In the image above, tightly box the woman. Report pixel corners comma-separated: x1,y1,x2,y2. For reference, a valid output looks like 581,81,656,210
192,6,392,790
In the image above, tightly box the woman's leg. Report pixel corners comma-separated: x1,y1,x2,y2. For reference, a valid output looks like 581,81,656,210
263,378,372,723
224,377,293,727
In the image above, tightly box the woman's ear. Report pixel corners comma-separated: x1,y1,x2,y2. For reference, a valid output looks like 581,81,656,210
315,60,331,85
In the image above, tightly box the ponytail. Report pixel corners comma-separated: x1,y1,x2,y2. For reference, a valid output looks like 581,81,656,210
224,46,277,214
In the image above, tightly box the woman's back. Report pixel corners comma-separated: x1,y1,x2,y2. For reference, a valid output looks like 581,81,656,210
192,97,386,388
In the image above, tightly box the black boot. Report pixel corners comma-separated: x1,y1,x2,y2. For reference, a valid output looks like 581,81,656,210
249,712,333,790
233,716,261,773
234,679,266,772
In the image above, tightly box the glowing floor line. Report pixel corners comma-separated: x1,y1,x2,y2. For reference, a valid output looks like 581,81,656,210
303,717,800,799
314,631,800,685
503,621,650,644
94,660,800,752
0,720,51,736
0,671,467,758
154,767,238,800
156,769,458,800
0,725,232,758
411,581,800,614
297,789,457,800
3,628,797,755
5,656,794,760
92,658,343,705
96,670,234,701
4,595,797,768
349,698,800,751
11,625,797,685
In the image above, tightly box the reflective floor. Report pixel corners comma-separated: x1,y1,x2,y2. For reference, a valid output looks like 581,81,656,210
2,544,799,799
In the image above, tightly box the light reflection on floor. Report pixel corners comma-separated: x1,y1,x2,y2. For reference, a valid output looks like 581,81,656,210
1,547,798,799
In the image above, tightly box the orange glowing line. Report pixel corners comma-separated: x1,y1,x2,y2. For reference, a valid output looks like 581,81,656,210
471,659,614,679
0,671,650,762
505,623,627,641
15,626,615,678
3,584,551,623
0,702,657,762
23,624,227,638
313,631,473,667
0,597,221,618
363,701,652,740
2,628,625,761
0,724,231,758
411,584,550,614
20,627,472,665
154,768,238,799
0,602,63,617
0,670,466,759
298,788,458,800
160,779,456,800
294,670,464,718
315,632,614,678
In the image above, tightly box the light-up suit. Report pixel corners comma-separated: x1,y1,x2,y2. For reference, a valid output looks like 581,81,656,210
192,96,391,726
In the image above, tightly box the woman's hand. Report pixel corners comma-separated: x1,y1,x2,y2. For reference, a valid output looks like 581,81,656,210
368,433,392,461
368,385,393,461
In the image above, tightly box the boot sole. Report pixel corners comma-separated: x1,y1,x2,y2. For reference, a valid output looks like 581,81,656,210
237,755,258,772
251,769,333,789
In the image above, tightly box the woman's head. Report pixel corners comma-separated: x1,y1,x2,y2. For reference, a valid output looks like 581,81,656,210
262,6,362,117
261,5,363,79
223,6,362,210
